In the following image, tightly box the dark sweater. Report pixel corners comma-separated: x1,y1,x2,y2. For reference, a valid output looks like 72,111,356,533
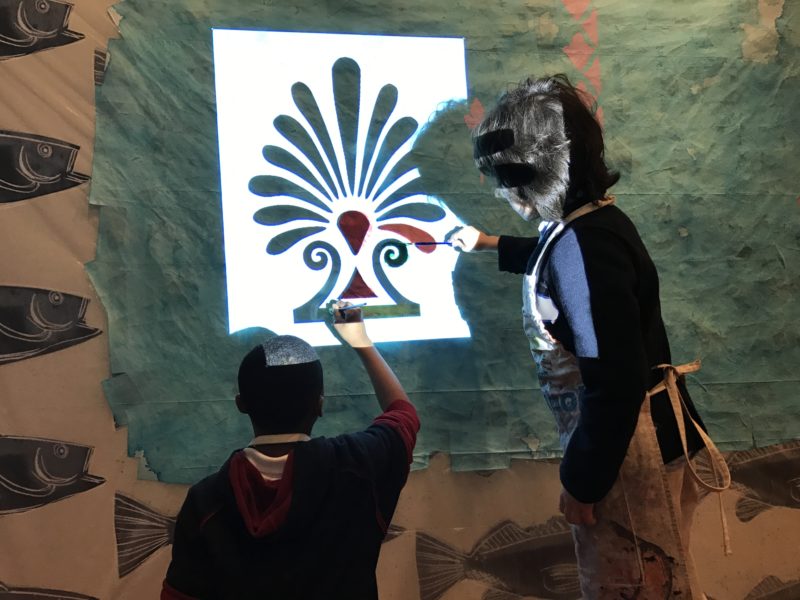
162,400,419,600
498,205,705,503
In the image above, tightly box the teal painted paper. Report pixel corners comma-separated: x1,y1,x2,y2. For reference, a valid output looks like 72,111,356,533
89,0,800,483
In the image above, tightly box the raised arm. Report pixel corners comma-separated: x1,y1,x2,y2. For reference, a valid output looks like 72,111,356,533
331,302,410,411
330,301,419,471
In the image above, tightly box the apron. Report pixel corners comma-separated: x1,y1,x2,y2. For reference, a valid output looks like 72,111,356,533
522,202,731,599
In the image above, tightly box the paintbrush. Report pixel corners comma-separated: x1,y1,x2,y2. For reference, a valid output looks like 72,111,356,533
337,302,368,312
403,241,452,246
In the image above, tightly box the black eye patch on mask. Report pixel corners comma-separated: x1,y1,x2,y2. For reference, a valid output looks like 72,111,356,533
481,163,538,188
473,128,515,159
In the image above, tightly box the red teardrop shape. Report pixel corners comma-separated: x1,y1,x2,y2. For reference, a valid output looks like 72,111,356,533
338,211,370,254
340,268,378,299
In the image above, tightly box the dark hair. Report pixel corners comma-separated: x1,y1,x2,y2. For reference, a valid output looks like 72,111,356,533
237,344,323,433
548,74,619,208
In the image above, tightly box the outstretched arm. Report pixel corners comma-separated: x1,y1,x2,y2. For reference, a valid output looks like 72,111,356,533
448,226,539,274
447,225,499,252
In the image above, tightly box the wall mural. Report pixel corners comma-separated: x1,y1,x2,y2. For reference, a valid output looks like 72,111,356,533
0,581,97,600
213,30,470,346
729,441,800,523
249,56,447,324
743,576,800,600
1,0,798,597
114,493,176,578
0,287,101,365
113,493,406,579
93,48,108,86
0,436,104,515
416,516,580,600
697,439,800,522
0,131,89,204
0,0,84,60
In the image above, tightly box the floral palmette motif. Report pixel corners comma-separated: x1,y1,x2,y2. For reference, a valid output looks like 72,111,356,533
249,57,446,321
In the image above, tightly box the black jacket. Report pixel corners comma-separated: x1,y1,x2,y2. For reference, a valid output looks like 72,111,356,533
163,400,419,600
498,205,705,503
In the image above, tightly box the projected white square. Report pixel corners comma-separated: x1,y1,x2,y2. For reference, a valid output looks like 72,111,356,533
212,30,470,345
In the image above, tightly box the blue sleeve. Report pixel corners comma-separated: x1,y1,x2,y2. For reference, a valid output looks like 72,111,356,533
549,227,649,503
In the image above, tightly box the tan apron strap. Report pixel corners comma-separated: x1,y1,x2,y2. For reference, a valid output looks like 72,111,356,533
649,360,733,555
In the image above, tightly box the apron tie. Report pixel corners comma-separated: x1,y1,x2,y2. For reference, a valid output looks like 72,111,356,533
649,360,733,555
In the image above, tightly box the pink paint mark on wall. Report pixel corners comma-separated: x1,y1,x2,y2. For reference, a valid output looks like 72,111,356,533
563,33,594,70
561,0,604,127
595,106,605,128
562,0,591,21
584,58,602,94
464,98,485,131
464,99,488,185
577,80,604,127
577,81,595,105
582,10,598,45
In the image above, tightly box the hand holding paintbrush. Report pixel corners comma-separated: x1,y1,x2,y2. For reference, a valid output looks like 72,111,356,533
327,300,372,348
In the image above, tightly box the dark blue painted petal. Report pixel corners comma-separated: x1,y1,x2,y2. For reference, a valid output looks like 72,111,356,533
262,146,332,201
274,115,339,199
332,58,361,195
249,175,333,214
376,203,446,222
291,82,347,196
374,178,426,213
365,116,418,199
357,84,398,197
266,226,326,255
254,205,330,226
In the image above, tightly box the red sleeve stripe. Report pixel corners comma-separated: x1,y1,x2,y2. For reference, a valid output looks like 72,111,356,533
372,399,420,463
161,581,199,600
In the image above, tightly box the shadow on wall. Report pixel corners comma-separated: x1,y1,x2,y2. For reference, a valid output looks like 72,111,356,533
406,99,543,469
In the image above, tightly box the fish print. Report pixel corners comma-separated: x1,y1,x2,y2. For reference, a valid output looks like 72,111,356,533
384,523,405,543
0,286,101,365
0,581,97,599
115,493,176,578
696,440,800,522
415,516,580,600
0,130,89,203
744,576,800,600
115,493,406,578
93,48,108,85
0,0,84,59
0,436,104,515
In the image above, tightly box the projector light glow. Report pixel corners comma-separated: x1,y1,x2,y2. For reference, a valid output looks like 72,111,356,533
212,30,470,345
